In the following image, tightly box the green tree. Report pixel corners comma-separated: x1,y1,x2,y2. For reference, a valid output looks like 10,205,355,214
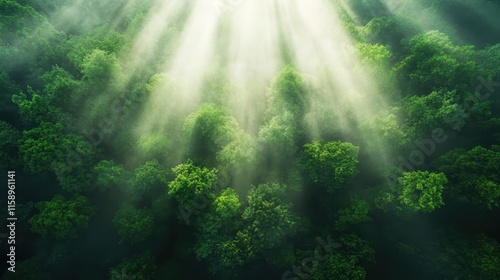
217,131,256,173
137,133,169,159
65,27,126,68
195,188,245,274
18,122,67,174
258,110,297,156
93,160,126,191
242,183,298,253
129,159,169,196
301,141,360,192
81,49,121,89
113,205,154,244
402,90,466,136
212,188,241,220
436,145,500,209
395,30,480,93
20,121,96,192
182,103,239,161
29,195,94,239
12,86,68,125
40,66,79,108
365,107,409,149
376,171,447,214
0,0,63,79
168,160,218,210
267,66,307,115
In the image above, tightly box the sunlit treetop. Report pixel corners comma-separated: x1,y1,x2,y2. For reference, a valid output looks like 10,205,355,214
376,171,447,215
168,160,218,209
213,188,241,220
136,133,169,159
81,49,121,88
267,66,308,117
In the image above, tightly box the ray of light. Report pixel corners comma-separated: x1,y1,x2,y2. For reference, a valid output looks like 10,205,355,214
277,0,389,130
130,0,396,166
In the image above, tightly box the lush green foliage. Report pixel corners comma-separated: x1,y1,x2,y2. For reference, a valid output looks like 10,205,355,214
29,195,94,239
301,141,360,192
436,145,500,209
2,0,500,279
377,171,447,214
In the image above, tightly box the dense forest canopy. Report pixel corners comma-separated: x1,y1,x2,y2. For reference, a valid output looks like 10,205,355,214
1,0,500,279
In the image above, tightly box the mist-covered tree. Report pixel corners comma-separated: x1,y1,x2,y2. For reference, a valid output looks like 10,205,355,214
29,195,94,239
129,159,169,197
81,49,121,89
66,26,126,68
376,171,447,214
0,0,63,80
137,133,169,159
93,159,126,191
182,103,239,161
113,205,154,244
301,141,360,192
266,66,307,115
258,110,297,156
109,251,157,280
365,107,409,149
242,183,298,253
216,131,256,174
168,160,218,210
435,145,500,209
